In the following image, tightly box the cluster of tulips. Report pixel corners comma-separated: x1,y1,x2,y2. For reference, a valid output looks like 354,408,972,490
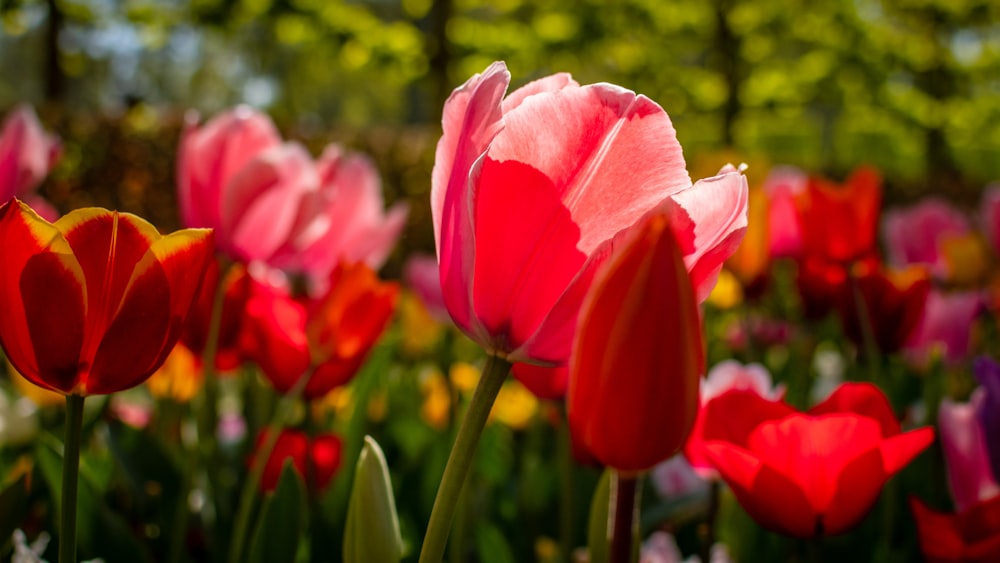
0,60,997,563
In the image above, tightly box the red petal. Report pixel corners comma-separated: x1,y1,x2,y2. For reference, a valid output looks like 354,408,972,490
568,213,702,472
310,434,343,492
810,382,901,437
0,200,85,393
703,442,819,538
471,158,585,354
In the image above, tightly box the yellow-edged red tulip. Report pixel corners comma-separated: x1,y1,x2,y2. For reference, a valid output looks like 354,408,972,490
0,198,214,395
568,211,704,473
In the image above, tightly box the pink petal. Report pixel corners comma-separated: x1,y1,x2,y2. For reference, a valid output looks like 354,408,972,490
488,83,691,254
221,143,318,263
661,169,749,300
0,104,60,199
939,392,1000,511
432,62,511,336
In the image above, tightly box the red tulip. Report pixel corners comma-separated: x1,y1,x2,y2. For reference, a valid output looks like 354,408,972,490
798,166,881,266
568,212,704,472
432,61,747,365
684,361,784,479
838,264,930,355
0,105,60,220
0,199,214,395
240,262,398,400
179,260,253,372
252,428,343,493
701,383,934,538
910,495,1000,563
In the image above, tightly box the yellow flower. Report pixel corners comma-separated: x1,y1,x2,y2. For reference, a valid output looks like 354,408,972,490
489,380,538,430
146,343,202,403
941,233,991,287
449,362,481,394
399,290,444,356
420,368,451,430
314,386,355,420
367,390,388,423
706,269,744,310
726,187,770,289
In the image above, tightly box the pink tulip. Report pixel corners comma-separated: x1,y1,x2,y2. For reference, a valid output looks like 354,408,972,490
432,61,748,364
177,108,405,281
0,104,60,219
271,145,408,292
883,198,970,278
904,290,982,366
762,165,806,259
403,253,448,321
938,390,1000,511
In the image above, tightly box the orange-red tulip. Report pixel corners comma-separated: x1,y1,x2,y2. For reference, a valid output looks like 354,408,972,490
240,262,398,400
0,199,214,395
568,212,704,472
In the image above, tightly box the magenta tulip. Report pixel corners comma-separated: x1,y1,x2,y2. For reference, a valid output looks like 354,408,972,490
431,61,748,364
0,104,60,219
939,391,1000,511
883,198,970,279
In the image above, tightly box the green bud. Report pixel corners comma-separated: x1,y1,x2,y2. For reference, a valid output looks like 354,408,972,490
343,435,404,563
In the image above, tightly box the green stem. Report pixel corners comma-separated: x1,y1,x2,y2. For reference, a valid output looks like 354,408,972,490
419,354,512,563
227,366,315,563
698,479,721,563
609,471,640,563
848,270,882,383
60,394,85,563
197,260,232,532
557,407,575,563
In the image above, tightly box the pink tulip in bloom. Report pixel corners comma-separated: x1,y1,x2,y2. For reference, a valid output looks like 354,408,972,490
177,107,405,282
270,146,408,291
904,290,982,366
0,105,60,219
432,61,748,364
883,198,971,279
938,390,1000,511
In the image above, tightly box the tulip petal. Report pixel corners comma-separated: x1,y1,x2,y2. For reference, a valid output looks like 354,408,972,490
431,60,510,252
501,72,577,113
746,414,882,518
880,426,935,475
938,392,1000,511
0,105,60,199
821,447,887,535
178,108,281,229
697,389,795,447
222,143,318,262
703,442,818,538
909,497,971,562
809,382,901,437
471,158,586,353
489,83,691,254
662,170,749,301
0,200,85,393
569,213,702,471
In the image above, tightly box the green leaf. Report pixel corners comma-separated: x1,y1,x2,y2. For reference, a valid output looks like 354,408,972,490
587,469,612,563
247,460,307,563
343,435,404,563
0,459,31,552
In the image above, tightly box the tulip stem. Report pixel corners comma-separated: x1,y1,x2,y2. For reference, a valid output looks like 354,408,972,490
698,479,721,563
228,366,315,563
609,471,640,563
419,354,512,563
558,408,575,562
60,394,85,563
848,271,882,384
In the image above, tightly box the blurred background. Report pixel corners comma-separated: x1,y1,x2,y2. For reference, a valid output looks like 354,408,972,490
2,0,999,258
